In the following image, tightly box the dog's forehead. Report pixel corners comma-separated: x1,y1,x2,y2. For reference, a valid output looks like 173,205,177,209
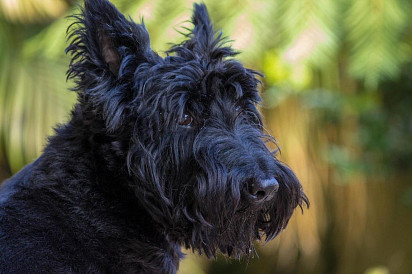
152,57,257,102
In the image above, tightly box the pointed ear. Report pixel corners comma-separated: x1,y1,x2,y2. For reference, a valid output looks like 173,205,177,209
99,30,121,75
170,4,236,61
66,0,155,79
66,0,159,131
190,3,215,54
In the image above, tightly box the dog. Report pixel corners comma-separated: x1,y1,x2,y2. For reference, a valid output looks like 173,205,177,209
0,0,308,273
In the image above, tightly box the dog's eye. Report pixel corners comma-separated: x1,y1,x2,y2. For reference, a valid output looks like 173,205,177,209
179,113,193,127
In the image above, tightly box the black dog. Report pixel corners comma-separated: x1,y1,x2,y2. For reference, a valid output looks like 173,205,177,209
0,0,308,273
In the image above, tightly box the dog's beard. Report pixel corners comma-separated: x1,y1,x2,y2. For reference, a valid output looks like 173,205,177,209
174,174,307,258
175,199,263,258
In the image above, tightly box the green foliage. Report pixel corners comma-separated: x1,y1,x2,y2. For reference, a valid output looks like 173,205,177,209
345,0,410,88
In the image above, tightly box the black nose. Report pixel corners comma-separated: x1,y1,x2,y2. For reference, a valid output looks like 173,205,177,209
248,178,279,201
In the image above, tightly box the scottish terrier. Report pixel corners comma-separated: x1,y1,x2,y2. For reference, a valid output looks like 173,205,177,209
0,0,308,273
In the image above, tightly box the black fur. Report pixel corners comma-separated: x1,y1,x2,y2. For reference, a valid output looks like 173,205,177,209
0,1,308,273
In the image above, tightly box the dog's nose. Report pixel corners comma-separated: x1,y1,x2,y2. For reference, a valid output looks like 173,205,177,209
249,178,279,201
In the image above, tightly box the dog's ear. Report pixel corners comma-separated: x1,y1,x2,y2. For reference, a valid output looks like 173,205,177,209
189,4,215,56
170,4,236,61
67,0,156,77
67,0,154,77
66,0,158,131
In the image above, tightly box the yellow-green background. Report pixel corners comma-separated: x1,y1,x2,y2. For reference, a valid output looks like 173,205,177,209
1,0,411,273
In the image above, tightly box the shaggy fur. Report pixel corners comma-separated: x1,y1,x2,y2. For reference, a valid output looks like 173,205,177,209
0,0,308,273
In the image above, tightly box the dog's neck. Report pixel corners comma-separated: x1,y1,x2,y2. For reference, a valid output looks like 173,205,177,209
41,103,183,272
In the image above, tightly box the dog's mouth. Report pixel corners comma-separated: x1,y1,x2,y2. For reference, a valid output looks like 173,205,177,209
235,202,272,215
210,207,274,257
233,203,274,233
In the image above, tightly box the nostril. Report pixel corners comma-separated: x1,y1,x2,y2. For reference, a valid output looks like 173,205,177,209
249,182,258,196
255,190,266,200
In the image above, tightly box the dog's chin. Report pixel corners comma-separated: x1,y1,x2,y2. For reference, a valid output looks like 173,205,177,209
176,188,308,258
218,202,291,257
176,202,281,258
214,211,272,258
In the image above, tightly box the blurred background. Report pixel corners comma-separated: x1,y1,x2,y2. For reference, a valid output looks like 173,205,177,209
0,0,411,273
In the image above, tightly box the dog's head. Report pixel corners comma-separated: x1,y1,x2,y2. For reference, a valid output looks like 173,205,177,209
67,0,308,258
